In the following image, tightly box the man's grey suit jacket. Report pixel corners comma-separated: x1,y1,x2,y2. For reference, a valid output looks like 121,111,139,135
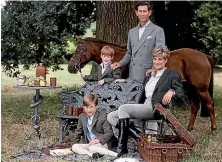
120,21,165,83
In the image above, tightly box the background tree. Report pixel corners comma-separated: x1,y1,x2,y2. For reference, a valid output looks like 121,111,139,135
90,1,137,74
192,1,222,64
1,1,95,77
96,1,137,46
160,1,203,50
2,1,221,77
95,1,203,51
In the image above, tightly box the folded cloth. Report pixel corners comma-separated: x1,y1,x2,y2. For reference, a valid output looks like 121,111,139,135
114,79,127,83
114,158,139,162
49,148,73,156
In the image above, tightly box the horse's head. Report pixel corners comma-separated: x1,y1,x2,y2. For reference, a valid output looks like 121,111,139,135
68,37,93,74
68,37,127,74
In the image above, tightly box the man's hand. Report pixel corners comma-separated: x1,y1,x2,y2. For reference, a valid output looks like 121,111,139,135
89,139,100,145
98,79,105,85
162,90,174,105
146,69,154,76
111,62,121,69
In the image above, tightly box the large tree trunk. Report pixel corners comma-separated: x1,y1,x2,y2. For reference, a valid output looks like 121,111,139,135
91,2,138,75
96,1,137,46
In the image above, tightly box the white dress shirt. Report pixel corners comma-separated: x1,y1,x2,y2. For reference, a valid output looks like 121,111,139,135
139,20,150,40
144,68,166,105
100,62,111,74
86,114,96,141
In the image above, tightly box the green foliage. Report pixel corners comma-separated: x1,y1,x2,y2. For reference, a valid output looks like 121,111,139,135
192,2,222,64
1,1,95,77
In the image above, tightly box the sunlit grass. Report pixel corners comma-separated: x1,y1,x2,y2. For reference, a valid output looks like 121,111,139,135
1,65,222,162
1,64,92,92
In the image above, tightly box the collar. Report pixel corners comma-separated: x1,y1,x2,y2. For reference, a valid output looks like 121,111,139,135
100,62,111,68
152,67,167,77
88,114,94,120
138,20,150,28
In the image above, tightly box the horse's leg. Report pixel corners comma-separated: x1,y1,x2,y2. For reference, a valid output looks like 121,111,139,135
187,94,200,131
197,89,216,131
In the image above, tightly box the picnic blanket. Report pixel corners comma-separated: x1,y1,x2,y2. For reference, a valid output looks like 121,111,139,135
11,138,144,162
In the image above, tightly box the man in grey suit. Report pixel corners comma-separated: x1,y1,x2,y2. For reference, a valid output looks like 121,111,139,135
112,1,165,83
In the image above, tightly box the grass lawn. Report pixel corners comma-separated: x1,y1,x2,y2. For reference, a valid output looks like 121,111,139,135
1,64,92,87
1,65,222,162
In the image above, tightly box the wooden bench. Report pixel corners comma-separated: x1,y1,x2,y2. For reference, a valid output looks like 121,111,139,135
59,79,144,143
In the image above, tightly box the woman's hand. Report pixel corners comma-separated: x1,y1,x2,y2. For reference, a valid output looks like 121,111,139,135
162,90,174,105
89,139,100,145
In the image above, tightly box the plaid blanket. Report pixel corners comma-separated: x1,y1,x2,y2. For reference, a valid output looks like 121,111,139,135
11,139,144,162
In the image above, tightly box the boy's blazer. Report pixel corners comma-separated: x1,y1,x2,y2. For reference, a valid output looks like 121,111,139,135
73,110,114,147
84,64,121,83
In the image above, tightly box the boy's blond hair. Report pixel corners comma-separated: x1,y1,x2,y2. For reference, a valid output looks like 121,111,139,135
152,46,170,60
101,46,115,57
83,94,98,107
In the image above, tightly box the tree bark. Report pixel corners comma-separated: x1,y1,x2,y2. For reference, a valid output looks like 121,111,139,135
96,1,137,46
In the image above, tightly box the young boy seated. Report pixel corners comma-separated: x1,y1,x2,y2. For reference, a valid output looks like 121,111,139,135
71,94,118,159
80,46,122,85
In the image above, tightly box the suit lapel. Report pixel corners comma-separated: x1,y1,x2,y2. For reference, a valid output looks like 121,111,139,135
154,69,169,91
98,65,102,79
91,111,99,128
144,75,152,85
133,22,155,56
132,26,139,48
101,65,111,78
82,114,88,139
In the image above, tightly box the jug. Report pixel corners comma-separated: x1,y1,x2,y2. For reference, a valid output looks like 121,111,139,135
36,63,47,80
16,75,26,85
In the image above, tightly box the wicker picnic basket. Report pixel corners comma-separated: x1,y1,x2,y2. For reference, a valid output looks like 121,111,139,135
138,104,196,162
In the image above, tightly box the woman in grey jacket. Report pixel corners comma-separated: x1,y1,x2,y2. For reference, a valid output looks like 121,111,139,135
107,46,185,157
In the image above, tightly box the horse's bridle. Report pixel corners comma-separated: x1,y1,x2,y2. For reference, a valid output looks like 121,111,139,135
70,41,87,73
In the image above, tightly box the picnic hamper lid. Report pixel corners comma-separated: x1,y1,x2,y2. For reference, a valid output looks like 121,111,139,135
154,104,196,147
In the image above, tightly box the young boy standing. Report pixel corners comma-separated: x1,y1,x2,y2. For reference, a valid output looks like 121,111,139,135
80,46,121,85
71,94,118,159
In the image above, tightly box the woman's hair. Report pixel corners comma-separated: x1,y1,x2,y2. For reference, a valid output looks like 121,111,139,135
152,46,170,60
101,45,115,57
135,1,152,11
83,94,98,106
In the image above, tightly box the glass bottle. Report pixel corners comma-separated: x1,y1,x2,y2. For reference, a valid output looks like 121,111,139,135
67,105,73,116
147,135,151,143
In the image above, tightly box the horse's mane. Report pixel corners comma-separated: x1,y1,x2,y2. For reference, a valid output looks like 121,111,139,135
84,37,126,48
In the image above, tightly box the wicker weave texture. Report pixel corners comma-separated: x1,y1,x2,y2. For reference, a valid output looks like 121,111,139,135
138,133,193,162
154,104,196,146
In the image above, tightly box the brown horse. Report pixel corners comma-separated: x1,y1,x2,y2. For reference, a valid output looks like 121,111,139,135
68,37,216,132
